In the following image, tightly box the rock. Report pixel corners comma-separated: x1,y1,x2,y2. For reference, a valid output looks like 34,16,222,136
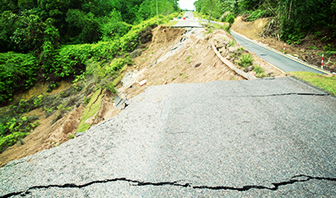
223,40,229,45
121,71,136,88
268,72,275,77
216,44,224,51
245,66,254,72
228,46,240,53
194,63,202,67
130,49,142,58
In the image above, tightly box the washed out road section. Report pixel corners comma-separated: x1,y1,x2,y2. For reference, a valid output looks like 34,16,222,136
1,77,336,197
173,11,202,28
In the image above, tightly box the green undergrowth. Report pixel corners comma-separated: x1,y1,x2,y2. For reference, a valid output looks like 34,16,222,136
193,11,217,21
290,72,336,96
0,85,85,152
0,14,177,105
254,65,266,78
0,52,38,104
245,9,272,22
203,22,231,34
162,20,178,27
77,89,103,133
0,116,39,152
0,13,178,152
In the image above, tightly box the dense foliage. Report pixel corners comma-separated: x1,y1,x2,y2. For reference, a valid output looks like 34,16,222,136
0,0,180,105
194,0,336,45
0,52,38,103
0,0,180,151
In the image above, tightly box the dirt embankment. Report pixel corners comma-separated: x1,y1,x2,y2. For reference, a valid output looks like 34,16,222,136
232,16,336,73
1,24,284,167
119,26,283,99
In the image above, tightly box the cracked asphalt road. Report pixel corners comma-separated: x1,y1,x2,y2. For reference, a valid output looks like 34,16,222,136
1,77,336,197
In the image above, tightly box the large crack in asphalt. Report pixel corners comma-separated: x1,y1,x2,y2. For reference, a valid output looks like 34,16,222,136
1,175,335,197
216,92,329,98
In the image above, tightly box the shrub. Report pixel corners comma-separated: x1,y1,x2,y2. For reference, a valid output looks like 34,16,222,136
0,116,38,152
66,9,101,44
254,65,264,74
100,9,132,41
226,13,235,28
0,52,38,103
247,9,271,21
239,53,254,68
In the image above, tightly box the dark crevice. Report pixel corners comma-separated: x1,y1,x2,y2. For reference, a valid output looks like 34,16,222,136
224,93,329,98
1,175,336,197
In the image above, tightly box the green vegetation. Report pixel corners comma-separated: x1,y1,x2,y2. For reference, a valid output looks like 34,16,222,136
194,0,336,46
290,72,336,96
0,52,38,103
228,40,235,47
77,89,103,133
185,56,191,64
203,22,231,34
0,0,181,105
226,13,235,28
162,20,178,27
0,116,39,152
239,53,254,68
0,0,181,152
254,65,266,78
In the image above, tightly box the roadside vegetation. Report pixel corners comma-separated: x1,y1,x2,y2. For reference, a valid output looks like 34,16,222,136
290,72,336,96
0,0,181,153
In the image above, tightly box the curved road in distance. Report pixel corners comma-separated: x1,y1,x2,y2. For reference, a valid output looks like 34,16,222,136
199,19,329,74
231,30,328,74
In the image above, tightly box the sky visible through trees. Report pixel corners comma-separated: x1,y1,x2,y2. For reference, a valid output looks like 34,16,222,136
178,0,197,10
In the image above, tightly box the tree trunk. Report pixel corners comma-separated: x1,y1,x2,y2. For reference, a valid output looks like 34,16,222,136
208,0,215,23
156,0,159,25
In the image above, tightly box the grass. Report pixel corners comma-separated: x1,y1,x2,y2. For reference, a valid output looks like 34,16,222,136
230,76,237,81
239,53,254,68
290,72,336,96
254,65,266,78
112,73,125,87
203,22,231,34
228,39,235,47
162,20,178,27
76,89,103,132
185,56,191,64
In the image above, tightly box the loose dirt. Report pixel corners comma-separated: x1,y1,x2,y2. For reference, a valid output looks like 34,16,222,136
119,26,283,99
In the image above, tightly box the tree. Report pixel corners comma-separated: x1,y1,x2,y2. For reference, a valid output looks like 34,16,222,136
208,0,215,22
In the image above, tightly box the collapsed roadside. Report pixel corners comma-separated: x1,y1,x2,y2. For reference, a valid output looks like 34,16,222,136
0,21,284,167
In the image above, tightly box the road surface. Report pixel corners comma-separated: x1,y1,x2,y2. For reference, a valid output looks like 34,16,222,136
1,77,335,197
173,11,202,28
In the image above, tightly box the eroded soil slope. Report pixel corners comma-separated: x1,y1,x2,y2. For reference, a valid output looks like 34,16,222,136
119,26,283,99
0,25,284,167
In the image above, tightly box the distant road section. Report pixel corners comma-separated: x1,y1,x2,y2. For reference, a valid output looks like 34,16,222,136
173,11,202,28
199,18,328,74
231,30,328,74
